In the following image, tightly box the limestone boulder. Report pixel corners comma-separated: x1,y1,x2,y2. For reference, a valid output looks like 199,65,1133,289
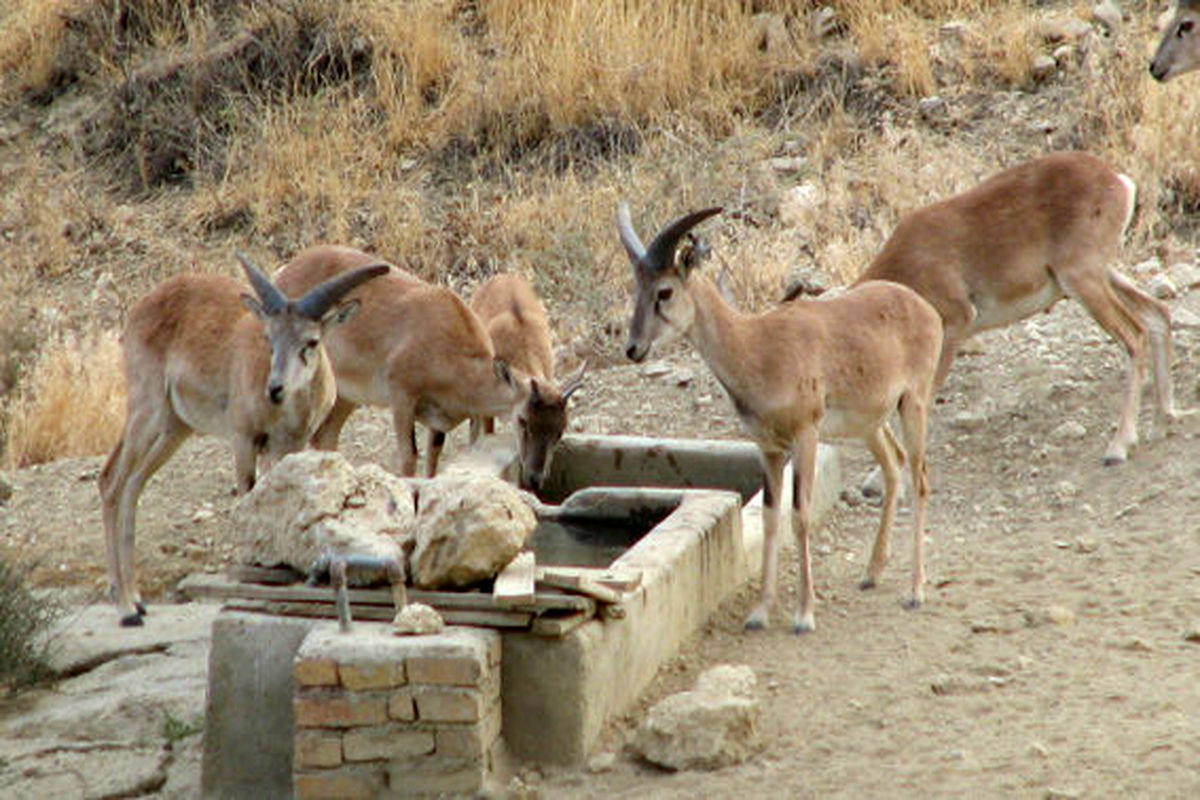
232,451,415,581
633,664,760,771
410,476,537,589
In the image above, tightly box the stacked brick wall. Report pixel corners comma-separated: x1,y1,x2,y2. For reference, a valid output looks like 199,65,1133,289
292,623,501,798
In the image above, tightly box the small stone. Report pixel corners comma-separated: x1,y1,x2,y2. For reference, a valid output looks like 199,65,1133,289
393,602,445,635
1131,257,1162,275
587,752,617,773
641,362,672,378
671,369,695,387
1183,624,1200,643
1148,274,1178,299
918,95,949,123
1050,420,1087,441
1029,742,1050,759
1092,0,1122,34
949,411,988,432
192,507,215,524
1044,605,1075,627
778,182,824,227
0,476,12,504
810,6,838,39
1073,537,1098,554
768,156,807,174
1031,54,1058,82
1121,637,1154,652
782,263,829,298
1026,605,1075,627
1052,44,1077,67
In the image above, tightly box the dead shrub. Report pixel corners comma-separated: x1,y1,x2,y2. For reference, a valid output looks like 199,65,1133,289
2,331,125,470
0,557,62,694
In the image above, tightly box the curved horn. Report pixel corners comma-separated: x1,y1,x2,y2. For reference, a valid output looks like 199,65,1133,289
644,207,723,273
295,263,391,320
236,250,287,316
616,202,646,264
560,360,587,400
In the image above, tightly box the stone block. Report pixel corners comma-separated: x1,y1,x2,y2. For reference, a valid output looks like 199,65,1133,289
343,727,435,762
294,766,385,800
202,611,318,799
406,656,481,687
295,691,389,728
435,727,485,759
389,689,416,722
386,760,482,797
340,660,405,691
294,658,339,687
295,731,343,769
414,688,482,723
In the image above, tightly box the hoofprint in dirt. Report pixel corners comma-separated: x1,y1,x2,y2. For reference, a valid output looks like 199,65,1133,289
1,289,1200,797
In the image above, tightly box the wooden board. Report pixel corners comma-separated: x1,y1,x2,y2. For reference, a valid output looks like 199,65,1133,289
180,572,594,616
492,552,537,607
535,566,642,593
536,568,623,604
530,610,593,637
224,598,533,629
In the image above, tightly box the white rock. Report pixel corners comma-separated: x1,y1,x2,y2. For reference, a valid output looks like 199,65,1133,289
918,95,949,123
1050,420,1087,441
410,476,537,589
633,664,760,771
1092,0,1122,34
778,182,824,227
1131,257,1162,275
810,6,838,39
232,452,414,581
1148,274,1178,299
1031,54,1058,82
393,603,445,635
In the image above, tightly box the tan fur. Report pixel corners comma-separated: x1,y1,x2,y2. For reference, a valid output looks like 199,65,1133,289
468,274,581,489
856,151,1180,465
1150,1,1200,83
275,246,531,478
99,259,384,626
623,206,943,632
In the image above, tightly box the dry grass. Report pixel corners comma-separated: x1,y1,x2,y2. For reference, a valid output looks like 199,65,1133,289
2,0,1200,466
1,331,125,470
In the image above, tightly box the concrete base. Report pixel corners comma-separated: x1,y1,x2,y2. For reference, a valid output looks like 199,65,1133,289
201,612,318,799
200,434,846,787
498,436,843,765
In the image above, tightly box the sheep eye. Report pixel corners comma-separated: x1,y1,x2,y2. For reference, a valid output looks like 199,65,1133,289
657,287,674,303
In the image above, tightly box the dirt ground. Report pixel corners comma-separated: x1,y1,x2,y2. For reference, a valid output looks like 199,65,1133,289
3,286,1200,797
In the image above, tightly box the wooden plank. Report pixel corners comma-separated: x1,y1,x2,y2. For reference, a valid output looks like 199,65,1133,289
535,569,622,604
224,598,533,629
229,564,306,585
530,611,592,637
180,572,593,615
535,566,642,593
492,552,537,607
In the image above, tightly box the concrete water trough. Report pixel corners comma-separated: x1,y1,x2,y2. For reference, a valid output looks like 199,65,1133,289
201,434,841,795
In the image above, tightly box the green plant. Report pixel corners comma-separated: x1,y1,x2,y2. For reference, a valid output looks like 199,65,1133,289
162,711,205,746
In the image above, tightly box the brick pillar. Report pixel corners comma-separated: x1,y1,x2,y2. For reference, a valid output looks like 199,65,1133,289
292,623,501,799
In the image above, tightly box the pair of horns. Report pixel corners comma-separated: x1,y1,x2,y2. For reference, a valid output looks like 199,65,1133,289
235,251,390,319
617,203,723,273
